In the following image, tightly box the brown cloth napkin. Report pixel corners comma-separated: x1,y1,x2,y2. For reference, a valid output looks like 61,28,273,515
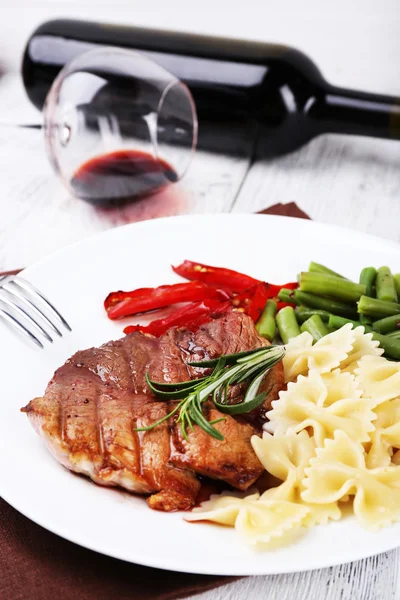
0,202,310,600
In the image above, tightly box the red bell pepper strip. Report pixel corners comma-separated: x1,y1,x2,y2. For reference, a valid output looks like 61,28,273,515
230,285,257,312
172,260,260,293
277,301,296,311
106,281,230,320
104,287,154,309
241,282,299,322
247,282,273,322
281,282,298,291
123,299,231,337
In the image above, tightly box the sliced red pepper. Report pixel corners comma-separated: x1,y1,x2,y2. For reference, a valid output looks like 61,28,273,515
230,285,257,312
106,281,230,320
244,282,298,322
172,260,260,293
123,299,231,337
277,301,296,311
247,282,273,322
281,282,299,291
104,287,153,309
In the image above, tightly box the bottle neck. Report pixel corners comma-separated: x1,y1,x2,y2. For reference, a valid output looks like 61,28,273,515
309,85,400,140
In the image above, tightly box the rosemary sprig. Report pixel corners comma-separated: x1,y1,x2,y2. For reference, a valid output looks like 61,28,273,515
134,346,285,441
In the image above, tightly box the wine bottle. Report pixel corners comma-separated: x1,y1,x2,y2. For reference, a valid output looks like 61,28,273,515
22,19,400,159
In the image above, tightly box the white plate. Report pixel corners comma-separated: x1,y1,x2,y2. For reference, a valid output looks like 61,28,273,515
1,213,400,576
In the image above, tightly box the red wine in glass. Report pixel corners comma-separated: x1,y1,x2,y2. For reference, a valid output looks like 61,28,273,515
70,150,178,207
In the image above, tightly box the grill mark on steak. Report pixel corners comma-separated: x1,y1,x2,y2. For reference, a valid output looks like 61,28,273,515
119,339,141,474
96,384,104,457
21,312,285,511
59,384,66,443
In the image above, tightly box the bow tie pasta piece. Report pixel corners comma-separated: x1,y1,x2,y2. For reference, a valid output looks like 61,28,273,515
283,325,355,382
266,370,375,446
234,501,310,545
251,430,316,502
310,326,356,371
252,430,340,526
339,326,383,373
186,490,310,545
185,491,261,526
283,332,314,382
302,431,400,529
356,356,400,405
366,398,400,468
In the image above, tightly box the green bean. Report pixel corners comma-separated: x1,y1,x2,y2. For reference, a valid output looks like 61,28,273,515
371,332,400,361
278,288,296,304
308,261,347,279
359,267,376,327
256,299,277,342
387,330,400,339
276,307,301,344
293,290,358,319
295,306,331,324
394,274,400,299
360,314,372,327
372,314,400,335
328,315,368,332
359,267,377,297
299,272,366,304
376,266,397,303
300,315,329,342
357,295,400,319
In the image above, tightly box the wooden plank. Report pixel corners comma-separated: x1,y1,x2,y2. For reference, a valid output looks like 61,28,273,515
232,135,400,244
188,551,399,600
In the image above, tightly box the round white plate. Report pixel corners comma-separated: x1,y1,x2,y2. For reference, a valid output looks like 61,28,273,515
1,213,400,576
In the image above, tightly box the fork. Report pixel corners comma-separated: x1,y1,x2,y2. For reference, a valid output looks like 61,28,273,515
0,275,71,348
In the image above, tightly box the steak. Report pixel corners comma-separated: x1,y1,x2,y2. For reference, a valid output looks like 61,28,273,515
22,312,284,511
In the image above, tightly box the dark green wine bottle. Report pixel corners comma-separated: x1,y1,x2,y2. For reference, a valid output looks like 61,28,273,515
22,19,400,159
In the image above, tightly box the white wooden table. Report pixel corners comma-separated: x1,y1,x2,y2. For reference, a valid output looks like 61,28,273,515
1,1,400,598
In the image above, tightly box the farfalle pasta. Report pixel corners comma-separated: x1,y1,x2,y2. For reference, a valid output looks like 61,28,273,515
251,431,340,526
283,325,355,382
302,431,400,529
189,325,400,546
338,326,383,373
356,355,400,405
366,397,400,468
186,491,310,545
265,370,374,446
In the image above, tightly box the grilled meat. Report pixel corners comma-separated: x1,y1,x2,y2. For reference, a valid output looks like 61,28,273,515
22,312,284,511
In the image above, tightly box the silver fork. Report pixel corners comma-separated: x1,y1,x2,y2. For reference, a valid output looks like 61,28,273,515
0,275,71,348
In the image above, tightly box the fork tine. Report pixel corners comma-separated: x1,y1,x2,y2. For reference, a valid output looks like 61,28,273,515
3,282,63,337
11,278,72,332
0,307,44,348
0,289,53,342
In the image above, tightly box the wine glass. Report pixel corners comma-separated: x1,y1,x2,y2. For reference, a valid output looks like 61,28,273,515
43,47,198,206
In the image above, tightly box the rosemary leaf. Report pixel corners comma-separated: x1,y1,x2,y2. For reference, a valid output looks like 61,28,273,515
138,345,285,440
